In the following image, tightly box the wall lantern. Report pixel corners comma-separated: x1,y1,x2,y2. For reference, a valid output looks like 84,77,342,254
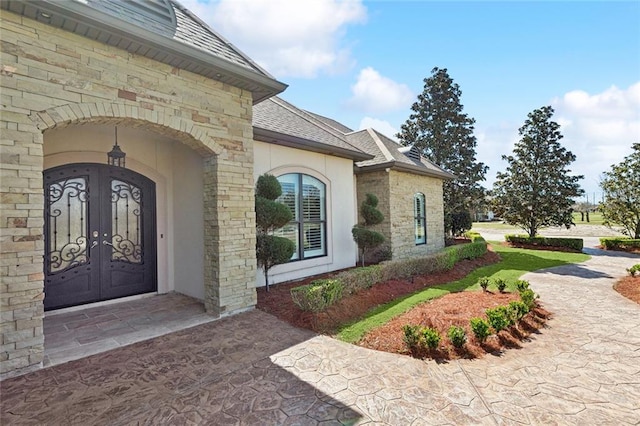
107,127,126,168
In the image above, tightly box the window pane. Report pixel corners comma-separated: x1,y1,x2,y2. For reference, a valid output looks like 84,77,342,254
302,175,325,221
415,193,426,245
273,223,299,260
415,218,426,244
303,222,325,257
277,174,299,220
47,177,88,273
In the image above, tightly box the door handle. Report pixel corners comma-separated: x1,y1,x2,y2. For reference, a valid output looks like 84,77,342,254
90,240,98,249
102,240,113,247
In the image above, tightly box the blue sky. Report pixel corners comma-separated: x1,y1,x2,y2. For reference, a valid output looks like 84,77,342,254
182,0,640,199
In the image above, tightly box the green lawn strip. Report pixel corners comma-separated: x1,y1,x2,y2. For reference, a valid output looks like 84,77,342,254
336,243,589,344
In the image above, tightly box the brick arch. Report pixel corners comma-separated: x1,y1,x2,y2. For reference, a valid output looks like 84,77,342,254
30,102,224,157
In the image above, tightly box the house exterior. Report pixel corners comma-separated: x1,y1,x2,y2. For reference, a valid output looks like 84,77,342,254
0,0,285,376
252,98,454,282
0,0,451,377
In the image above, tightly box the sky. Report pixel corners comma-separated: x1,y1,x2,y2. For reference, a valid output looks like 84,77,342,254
180,0,640,200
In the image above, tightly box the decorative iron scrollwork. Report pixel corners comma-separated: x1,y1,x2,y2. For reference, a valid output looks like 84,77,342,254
110,179,143,264
47,177,89,274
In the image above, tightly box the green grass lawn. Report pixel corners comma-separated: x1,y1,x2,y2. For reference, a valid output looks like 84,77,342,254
572,211,607,225
336,243,589,344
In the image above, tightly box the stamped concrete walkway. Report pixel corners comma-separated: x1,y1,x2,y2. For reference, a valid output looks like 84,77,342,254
2,248,639,425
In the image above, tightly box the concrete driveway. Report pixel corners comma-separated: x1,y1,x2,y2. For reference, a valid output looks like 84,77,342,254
1,248,639,425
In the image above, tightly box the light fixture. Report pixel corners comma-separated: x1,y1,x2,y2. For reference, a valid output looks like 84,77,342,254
39,11,51,19
107,127,126,168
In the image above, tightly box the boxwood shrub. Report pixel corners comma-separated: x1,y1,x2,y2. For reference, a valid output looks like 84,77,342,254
600,237,640,251
505,234,583,252
290,279,343,312
290,238,489,313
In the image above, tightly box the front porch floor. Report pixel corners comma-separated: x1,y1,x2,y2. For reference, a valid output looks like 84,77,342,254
43,293,214,368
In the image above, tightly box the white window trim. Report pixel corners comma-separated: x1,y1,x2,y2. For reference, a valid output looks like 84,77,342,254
266,166,333,274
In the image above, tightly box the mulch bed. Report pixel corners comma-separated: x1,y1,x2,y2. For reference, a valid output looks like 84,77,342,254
257,245,558,361
614,276,640,304
256,250,501,335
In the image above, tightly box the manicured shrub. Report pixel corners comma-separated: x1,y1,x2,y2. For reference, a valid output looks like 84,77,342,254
469,317,491,343
290,279,343,312
485,306,510,332
421,327,442,350
447,326,467,348
520,288,537,310
508,300,529,321
505,234,583,251
478,276,490,292
402,325,421,351
337,265,383,295
515,279,530,293
626,264,640,277
600,238,640,252
494,278,507,293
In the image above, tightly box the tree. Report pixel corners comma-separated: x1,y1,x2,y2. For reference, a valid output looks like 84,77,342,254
255,174,295,291
397,67,488,236
492,106,584,237
599,143,640,238
352,193,385,266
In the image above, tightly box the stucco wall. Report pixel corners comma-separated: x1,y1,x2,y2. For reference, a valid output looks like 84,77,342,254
253,141,358,285
0,10,256,375
355,170,445,261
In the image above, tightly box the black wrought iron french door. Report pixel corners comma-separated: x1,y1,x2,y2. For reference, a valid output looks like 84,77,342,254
44,163,156,310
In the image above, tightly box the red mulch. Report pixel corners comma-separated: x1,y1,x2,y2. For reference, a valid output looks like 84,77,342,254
614,276,640,304
257,248,553,360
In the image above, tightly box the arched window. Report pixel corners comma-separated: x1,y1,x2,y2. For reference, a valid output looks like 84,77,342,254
276,174,326,260
414,193,426,245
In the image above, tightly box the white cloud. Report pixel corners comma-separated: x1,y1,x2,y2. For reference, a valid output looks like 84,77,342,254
358,117,399,140
347,67,414,114
551,82,640,193
477,83,639,195
179,0,367,78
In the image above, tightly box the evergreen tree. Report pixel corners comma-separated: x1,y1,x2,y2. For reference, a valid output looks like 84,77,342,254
599,142,640,238
255,174,295,291
492,106,584,237
397,67,488,236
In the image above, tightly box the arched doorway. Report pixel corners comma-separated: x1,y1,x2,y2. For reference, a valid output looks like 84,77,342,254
43,163,157,310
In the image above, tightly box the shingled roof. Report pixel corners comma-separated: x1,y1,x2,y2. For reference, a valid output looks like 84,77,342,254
295,110,453,179
1,0,286,103
253,97,372,161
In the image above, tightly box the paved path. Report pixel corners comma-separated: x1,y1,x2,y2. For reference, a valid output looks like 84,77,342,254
2,249,639,425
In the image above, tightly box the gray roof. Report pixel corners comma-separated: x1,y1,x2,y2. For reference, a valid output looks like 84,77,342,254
253,97,372,161
253,97,453,179
347,129,455,180
2,0,286,103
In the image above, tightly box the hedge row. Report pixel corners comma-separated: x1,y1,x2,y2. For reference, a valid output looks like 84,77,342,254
291,233,488,312
600,237,640,251
505,234,583,251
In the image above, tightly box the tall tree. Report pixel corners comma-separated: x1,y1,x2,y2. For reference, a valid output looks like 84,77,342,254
599,143,640,238
492,106,584,237
255,174,295,291
397,67,488,236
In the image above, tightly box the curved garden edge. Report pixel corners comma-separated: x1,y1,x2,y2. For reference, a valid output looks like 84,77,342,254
256,243,590,361
614,275,640,304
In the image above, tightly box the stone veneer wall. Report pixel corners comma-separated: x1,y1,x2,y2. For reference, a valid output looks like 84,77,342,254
355,171,391,247
356,170,445,261
0,11,257,375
